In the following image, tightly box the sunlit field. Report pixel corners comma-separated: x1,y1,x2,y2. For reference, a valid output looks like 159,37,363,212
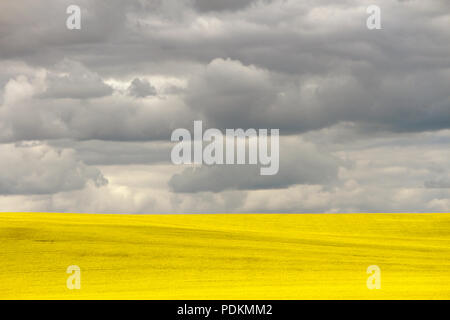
1,212,450,299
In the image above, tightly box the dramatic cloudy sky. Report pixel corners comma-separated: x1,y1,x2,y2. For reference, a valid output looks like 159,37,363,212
0,0,449,213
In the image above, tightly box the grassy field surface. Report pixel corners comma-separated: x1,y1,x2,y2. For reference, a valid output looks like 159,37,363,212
1,212,450,299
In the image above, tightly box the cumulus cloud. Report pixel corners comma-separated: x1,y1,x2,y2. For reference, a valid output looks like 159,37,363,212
40,59,113,99
186,58,277,129
0,65,193,142
0,143,107,195
0,0,449,213
169,138,340,192
128,78,157,97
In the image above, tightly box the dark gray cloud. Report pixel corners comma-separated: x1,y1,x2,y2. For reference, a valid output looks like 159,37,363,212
1,0,450,212
2,0,450,139
186,58,450,135
169,139,340,192
128,78,157,97
0,0,129,63
192,0,259,12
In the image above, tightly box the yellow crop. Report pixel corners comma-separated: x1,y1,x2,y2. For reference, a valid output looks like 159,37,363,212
1,212,449,299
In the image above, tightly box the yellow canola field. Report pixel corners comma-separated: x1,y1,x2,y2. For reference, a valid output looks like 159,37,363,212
1,212,450,299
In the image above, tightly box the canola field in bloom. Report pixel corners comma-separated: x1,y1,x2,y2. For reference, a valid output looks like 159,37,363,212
1,212,449,299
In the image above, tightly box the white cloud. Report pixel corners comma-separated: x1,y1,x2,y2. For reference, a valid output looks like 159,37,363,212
0,143,107,195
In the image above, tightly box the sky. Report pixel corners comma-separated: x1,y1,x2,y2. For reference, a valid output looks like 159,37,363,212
0,0,449,213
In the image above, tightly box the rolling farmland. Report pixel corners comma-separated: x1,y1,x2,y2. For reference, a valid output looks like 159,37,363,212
1,212,450,299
